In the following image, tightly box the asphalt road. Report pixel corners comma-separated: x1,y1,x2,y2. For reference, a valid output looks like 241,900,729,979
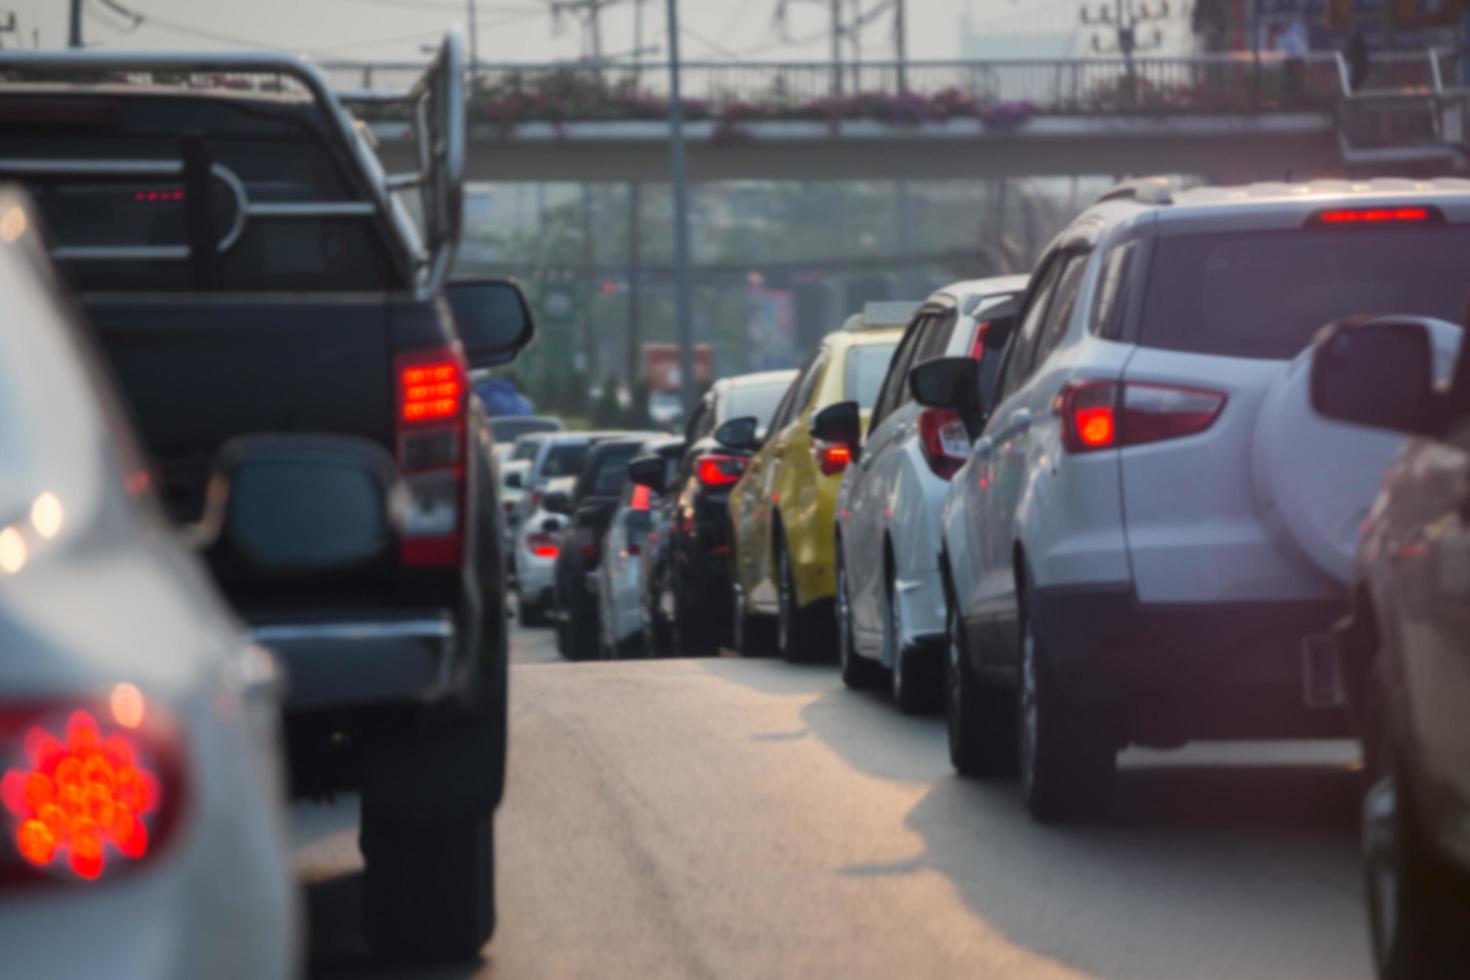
297,623,1373,980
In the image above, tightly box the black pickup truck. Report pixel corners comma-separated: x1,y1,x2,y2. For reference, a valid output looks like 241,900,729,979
0,37,529,959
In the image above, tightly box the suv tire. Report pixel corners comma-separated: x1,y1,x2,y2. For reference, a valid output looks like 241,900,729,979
1017,579,1115,822
886,567,939,714
838,546,883,689
946,597,1017,777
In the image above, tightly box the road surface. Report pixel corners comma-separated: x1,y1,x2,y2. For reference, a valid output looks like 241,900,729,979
298,623,1372,979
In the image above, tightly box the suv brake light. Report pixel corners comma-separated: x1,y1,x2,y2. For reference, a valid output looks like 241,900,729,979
1,692,184,885
395,347,468,566
1311,206,1438,226
696,454,746,488
917,409,970,479
1055,380,1226,453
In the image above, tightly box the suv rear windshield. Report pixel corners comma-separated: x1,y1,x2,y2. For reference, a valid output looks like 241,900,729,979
843,342,899,408
720,381,790,429
540,442,591,480
1139,225,1470,359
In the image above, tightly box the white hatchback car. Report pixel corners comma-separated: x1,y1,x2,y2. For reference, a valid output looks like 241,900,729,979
0,193,296,977
833,276,1026,712
514,475,574,625
928,178,1470,821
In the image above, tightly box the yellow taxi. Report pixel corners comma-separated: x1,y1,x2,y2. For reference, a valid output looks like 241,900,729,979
724,304,910,660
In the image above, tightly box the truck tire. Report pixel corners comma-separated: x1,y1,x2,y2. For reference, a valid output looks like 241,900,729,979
362,809,495,962
1017,578,1115,822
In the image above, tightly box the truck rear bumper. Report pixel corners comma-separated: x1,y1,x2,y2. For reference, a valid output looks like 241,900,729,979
251,613,456,710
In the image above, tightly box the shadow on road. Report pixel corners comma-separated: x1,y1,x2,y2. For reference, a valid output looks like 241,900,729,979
767,672,1367,980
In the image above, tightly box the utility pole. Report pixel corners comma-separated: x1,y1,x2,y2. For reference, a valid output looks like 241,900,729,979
466,0,479,84
893,0,907,91
69,0,83,48
830,0,843,95
625,182,642,389
665,0,696,416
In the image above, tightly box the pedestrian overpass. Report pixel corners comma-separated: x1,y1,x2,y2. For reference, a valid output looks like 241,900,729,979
330,50,1470,183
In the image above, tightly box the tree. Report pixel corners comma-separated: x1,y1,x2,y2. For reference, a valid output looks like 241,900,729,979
624,377,652,428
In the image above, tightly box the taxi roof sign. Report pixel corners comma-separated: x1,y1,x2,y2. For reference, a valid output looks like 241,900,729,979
843,301,919,332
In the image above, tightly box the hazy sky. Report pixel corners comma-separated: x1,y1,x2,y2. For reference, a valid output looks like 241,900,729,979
4,0,1120,64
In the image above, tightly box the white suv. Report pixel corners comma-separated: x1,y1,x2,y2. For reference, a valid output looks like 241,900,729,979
926,177,1470,821
833,276,1026,712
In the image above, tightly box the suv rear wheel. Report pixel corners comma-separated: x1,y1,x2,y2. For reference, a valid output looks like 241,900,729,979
886,565,940,714
1017,581,1115,822
838,545,883,689
945,597,1016,777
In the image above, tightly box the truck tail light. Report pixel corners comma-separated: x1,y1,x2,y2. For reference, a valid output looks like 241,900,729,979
395,347,468,566
1310,206,1439,226
967,320,993,360
0,692,184,886
696,454,746,488
1055,380,1225,453
917,408,970,479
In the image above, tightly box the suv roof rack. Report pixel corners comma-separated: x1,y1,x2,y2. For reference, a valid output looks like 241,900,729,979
1096,176,1175,207
0,34,464,294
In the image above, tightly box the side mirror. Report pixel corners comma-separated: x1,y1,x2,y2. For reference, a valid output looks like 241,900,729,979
1310,319,1440,436
810,400,862,459
504,470,524,490
201,435,396,577
445,278,536,370
911,357,985,440
627,454,667,493
714,415,762,452
541,487,573,515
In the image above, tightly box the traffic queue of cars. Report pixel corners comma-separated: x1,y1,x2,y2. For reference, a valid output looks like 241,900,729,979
540,177,1470,980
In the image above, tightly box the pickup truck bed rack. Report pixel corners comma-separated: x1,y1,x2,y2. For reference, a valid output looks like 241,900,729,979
0,34,464,295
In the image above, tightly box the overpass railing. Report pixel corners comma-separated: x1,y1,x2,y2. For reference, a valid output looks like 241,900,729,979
325,53,1356,125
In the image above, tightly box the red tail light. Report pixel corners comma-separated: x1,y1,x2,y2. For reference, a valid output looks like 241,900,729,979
813,442,852,476
395,347,469,566
1,691,183,885
525,531,559,559
630,484,652,512
967,320,993,360
917,409,970,479
1056,380,1225,453
696,454,746,488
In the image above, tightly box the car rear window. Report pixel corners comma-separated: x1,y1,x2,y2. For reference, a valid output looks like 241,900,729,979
1139,225,1470,359
843,342,899,408
511,439,542,462
720,381,791,429
541,443,591,479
